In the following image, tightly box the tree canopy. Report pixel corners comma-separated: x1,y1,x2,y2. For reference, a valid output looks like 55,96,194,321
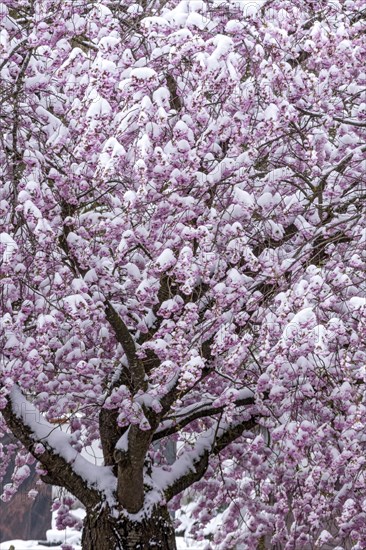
1,0,366,548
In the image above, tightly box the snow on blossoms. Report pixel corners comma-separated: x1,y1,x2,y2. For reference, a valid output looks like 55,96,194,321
0,0,366,548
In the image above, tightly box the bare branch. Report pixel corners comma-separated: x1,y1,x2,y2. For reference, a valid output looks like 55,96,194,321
104,300,146,391
297,106,366,128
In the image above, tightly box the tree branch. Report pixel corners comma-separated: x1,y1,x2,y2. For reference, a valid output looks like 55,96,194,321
104,300,146,391
153,390,255,441
160,414,257,501
2,386,106,508
296,106,366,128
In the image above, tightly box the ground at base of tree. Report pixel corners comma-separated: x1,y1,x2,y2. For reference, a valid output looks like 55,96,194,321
0,508,205,550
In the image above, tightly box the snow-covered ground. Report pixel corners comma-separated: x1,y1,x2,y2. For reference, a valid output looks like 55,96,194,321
0,539,204,550
0,508,205,550
0,537,204,550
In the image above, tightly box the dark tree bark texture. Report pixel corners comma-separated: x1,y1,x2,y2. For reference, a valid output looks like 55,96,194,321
81,504,177,550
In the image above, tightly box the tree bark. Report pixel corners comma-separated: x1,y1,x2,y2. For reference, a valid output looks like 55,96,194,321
82,504,177,550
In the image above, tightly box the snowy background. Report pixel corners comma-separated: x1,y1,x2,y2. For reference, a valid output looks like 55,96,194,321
0,506,206,549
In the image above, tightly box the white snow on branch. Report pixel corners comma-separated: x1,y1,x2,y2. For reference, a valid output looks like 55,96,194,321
9,386,117,500
152,411,254,494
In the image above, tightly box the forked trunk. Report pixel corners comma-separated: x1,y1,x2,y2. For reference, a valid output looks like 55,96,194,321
81,503,177,550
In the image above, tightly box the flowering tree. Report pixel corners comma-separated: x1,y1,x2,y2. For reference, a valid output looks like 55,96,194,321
1,0,366,548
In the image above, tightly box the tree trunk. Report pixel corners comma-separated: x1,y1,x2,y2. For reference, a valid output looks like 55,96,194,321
82,503,177,550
